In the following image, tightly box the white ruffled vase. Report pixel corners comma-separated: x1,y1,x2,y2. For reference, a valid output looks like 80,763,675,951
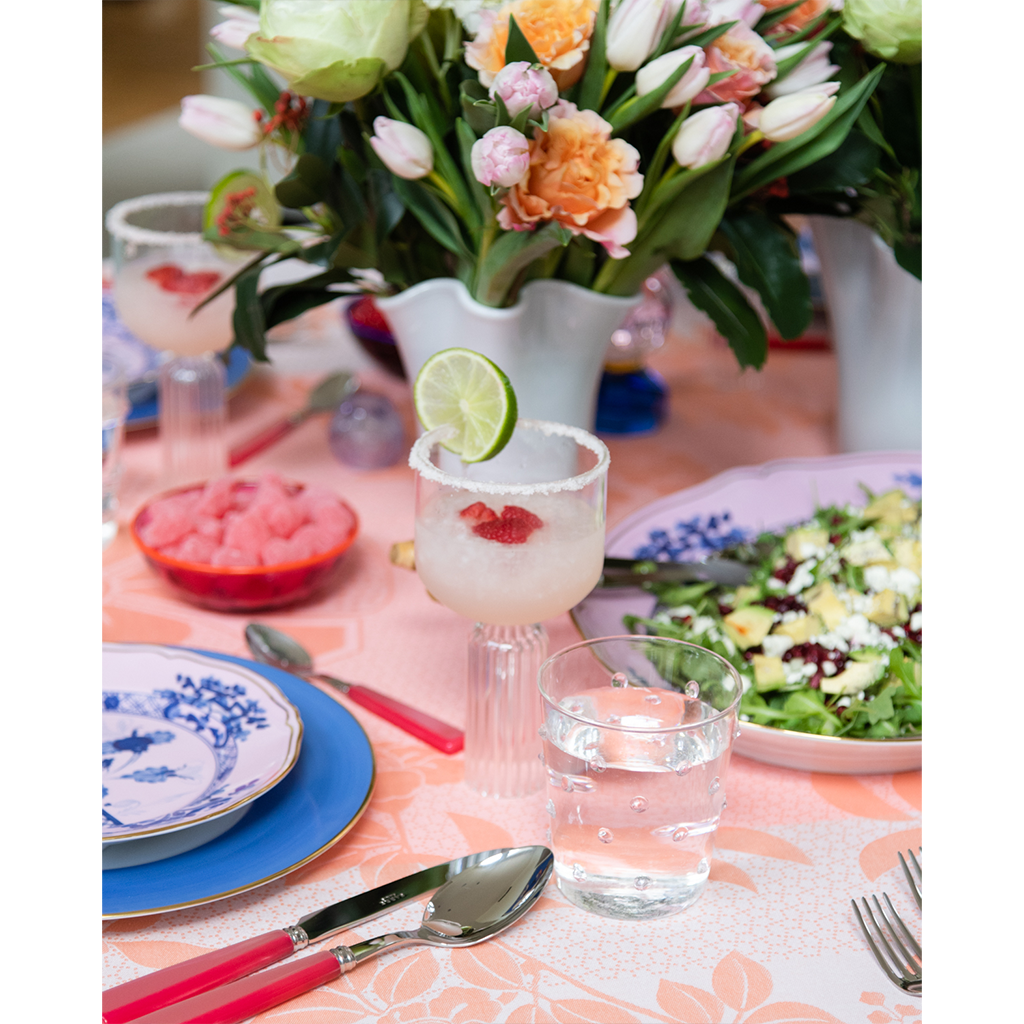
808,216,922,452
377,278,639,431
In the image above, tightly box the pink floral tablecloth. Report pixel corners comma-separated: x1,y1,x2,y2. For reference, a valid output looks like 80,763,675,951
102,317,921,1024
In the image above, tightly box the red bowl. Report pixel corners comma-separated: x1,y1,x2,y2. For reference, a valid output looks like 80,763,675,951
130,480,359,612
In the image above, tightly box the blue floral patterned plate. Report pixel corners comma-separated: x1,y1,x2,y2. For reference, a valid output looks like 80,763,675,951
103,644,303,843
102,648,375,918
571,451,922,775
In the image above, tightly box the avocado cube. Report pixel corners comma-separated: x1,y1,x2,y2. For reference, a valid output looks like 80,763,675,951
751,654,787,690
892,537,922,577
864,490,919,527
785,527,830,561
820,659,884,696
865,589,909,627
722,605,776,650
841,534,896,567
805,582,849,630
771,613,824,644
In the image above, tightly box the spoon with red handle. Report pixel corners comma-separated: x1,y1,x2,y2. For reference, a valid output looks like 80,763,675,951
228,371,358,467
245,623,463,754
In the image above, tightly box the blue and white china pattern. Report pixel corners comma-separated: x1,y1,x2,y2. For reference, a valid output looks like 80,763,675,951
631,469,921,562
102,645,303,842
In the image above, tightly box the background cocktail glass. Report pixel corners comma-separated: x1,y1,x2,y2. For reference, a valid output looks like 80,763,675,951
538,635,742,919
102,350,129,549
105,191,241,486
411,420,610,798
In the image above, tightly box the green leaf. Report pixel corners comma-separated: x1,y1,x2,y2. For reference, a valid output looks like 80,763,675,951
608,55,695,133
456,118,494,224
367,168,406,245
648,0,687,62
391,176,473,261
670,256,767,369
505,14,540,64
757,0,804,31
577,0,609,110
460,79,496,135
275,153,331,208
231,263,268,362
786,130,880,194
474,221,573,306
730,63,885,202
678,21,736,49
260,268,355,330
894,239,921,280
719,212,811,339
302,99,343,164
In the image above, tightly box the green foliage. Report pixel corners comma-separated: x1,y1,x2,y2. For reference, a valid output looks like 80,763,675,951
505,15,540,64
670,256,768,370
719,212,811,339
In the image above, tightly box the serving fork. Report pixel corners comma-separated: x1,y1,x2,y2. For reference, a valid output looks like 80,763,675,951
852,848,922,995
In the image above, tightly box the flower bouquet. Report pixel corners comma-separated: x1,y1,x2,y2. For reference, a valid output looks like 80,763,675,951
185,0,895,371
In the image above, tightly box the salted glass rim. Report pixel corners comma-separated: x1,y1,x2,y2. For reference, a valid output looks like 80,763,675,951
105,191,212,247
537,634,742,732
409,418,610,496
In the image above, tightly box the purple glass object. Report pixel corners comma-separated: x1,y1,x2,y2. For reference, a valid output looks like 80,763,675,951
328,391,405,469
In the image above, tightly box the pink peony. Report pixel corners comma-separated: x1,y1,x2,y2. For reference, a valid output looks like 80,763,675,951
471,126,532,188
489,61,559,119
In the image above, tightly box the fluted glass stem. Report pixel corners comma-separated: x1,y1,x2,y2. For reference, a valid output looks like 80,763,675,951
465,623,547,798
160,354,227,486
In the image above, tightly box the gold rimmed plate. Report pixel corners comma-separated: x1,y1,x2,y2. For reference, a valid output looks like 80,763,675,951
102,647,375,918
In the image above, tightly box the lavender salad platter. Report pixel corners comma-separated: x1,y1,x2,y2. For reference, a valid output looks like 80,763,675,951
102,643,303,855
571,452,922,775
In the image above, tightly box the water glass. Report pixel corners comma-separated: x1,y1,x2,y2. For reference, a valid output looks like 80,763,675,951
103,352,129,549
538,635,741,919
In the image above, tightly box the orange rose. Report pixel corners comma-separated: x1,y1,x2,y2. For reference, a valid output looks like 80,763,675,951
498,101,643,258
694,21,777,105
758,0,831,33
465,0,599,90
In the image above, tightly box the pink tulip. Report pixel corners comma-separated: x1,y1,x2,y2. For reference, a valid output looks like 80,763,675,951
209,4,261,50
635,46,710,108
179,95,262,150
703,0,765,26
471,126,531,188
766,42,839,98
759,85,838,141
369,117,434,179
489,61,559,120
671,103,739,168
606,0,668,72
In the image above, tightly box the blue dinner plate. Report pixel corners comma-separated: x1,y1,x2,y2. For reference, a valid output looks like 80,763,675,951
102,648,375,919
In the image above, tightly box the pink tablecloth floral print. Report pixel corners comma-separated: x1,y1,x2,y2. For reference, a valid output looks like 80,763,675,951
102,326,921,1024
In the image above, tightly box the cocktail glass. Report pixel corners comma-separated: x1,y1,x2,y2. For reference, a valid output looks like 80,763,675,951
410,420,610,798
538,635,742,919
105,192,241,485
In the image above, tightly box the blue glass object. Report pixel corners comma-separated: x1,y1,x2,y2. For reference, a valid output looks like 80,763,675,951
328,390,406,468
596,367,668,435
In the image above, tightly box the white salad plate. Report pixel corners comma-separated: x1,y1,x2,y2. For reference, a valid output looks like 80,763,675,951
572,451,922,775
102,644,303,847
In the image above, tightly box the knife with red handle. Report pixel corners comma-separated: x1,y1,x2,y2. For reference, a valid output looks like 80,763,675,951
102,851,499,1022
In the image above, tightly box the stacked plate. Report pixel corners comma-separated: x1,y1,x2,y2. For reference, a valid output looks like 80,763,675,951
102,644,375,919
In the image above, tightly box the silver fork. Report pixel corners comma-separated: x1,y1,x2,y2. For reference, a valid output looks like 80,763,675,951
852,893,922,995
898,848,922,909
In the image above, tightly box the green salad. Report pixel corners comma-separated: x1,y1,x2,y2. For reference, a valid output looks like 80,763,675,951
624,488,922,739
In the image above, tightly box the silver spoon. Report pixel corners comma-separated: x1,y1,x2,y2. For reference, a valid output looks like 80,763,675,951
245,622,464,754
135,846,553,1024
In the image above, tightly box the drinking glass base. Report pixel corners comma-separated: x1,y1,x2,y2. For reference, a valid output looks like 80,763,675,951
554,863,709,920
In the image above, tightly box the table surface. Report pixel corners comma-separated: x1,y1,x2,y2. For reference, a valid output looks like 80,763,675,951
102,304,922,1024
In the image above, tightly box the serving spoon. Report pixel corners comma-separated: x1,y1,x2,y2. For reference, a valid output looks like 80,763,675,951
130,845,553,1024
228,371,359,467
245,623,463,754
